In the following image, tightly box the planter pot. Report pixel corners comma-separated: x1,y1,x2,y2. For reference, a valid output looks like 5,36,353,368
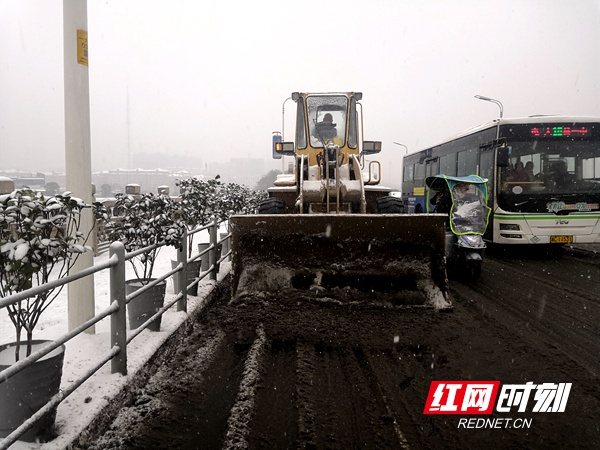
125,278,166,331
197,243,211,272
0,340,65,442
171,258,202,296
198,242,223,273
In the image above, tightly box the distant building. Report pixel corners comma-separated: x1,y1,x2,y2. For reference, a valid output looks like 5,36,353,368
92,168,188,197
0,170,46,190
1,156,281,197
208,157,281,188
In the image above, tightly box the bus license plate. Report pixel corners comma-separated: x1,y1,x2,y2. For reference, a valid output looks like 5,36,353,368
550,235,573,244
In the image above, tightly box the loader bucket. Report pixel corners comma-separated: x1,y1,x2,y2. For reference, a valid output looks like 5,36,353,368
230,214,451,309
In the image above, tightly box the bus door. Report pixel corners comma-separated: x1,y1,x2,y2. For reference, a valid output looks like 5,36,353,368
413,158,439,213
405,155,436,213
479,148,495,239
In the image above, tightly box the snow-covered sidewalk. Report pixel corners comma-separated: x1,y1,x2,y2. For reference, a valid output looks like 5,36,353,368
1,242,230,449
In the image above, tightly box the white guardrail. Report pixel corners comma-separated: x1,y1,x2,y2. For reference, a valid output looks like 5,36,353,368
0,218,231,448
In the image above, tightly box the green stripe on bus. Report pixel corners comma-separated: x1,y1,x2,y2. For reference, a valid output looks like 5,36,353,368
494,214,600,221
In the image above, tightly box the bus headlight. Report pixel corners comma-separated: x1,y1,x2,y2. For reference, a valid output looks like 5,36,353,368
499,223,521,231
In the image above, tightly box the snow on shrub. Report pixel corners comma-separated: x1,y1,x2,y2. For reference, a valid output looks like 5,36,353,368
105,192,186,282
0,188,105,359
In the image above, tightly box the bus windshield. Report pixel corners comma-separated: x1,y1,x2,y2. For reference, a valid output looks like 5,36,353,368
499,139,600,213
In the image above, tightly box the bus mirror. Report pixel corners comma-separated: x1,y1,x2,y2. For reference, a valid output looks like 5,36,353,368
497,145,510,167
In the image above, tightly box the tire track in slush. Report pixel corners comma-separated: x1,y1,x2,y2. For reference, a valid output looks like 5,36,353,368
245,337,299,448
222,325,267,449
250,339,411,449
306,342,404,448
354,347,411,449
295,340,317,448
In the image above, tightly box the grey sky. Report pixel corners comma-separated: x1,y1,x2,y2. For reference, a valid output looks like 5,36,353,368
1,0,599,186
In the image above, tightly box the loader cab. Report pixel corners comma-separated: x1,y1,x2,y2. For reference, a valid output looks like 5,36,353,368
277,92,379,160
305,94,353,149
273,92,384,210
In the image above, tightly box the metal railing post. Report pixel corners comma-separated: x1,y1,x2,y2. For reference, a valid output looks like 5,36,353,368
177,228,188,312
109,241,127,375
209,216,218,280
221,231,230,262
220,219,231,262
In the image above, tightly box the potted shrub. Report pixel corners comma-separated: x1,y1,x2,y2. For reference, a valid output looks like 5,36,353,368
199,182,269,273
0,187,104,441
173,176,221,286
215,182,268,219
105,192,185,331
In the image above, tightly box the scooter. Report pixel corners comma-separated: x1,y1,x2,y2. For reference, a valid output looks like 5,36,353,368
425,175,492,280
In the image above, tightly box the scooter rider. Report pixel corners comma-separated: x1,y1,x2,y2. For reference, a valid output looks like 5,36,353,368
425,175,491,281
431,186,452,214
452,182,486,233
453,182,477,202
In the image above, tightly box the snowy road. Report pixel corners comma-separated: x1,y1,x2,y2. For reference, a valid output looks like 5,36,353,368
79,247,600,449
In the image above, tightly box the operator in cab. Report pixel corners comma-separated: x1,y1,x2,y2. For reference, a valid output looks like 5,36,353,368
314,113,337,141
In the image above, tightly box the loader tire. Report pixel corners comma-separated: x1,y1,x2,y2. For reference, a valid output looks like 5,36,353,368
258,198,286,214
376,196,404,214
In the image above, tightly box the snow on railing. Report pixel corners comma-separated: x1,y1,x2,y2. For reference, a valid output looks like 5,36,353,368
0,217,230,448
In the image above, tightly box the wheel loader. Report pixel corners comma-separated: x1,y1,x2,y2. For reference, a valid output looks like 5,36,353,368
230,92,450,309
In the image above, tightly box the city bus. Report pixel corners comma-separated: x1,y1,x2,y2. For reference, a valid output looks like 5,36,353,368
402,116,600,245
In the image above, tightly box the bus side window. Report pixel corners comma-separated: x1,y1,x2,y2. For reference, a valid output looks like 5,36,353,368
479,150,494,179
457,148,478,176
440,153,456,176
404,164,414,181
426,159,439,177
414,162,425,180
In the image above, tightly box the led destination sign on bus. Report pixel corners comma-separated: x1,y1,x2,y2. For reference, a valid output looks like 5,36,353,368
530,126,589,138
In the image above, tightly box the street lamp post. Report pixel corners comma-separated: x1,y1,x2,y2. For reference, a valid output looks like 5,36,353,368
393,142,408,155
282,96,292,140
392,143,408,188
475,95,503,139
280,96,292,173
474,95,503,118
